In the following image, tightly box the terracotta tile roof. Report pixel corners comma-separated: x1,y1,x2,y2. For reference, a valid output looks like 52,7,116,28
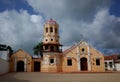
104,54,119,60
45,18,57,25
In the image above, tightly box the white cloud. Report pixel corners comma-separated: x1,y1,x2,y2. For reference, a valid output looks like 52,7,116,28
0,10,43,54
27,0,111,21
26,0,120,52
30,15,42,23
59,8,120,50
0,0,120,55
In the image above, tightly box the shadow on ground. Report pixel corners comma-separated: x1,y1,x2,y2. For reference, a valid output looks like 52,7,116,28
1,72,120,82
0,73,29,82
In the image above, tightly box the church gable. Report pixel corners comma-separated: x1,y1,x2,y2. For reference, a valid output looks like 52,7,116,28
12,49,32,58
89,46,104,57
63,44,77,58
10,49,32,72
78,40,104,57
62,40,105,72
63,40,92,57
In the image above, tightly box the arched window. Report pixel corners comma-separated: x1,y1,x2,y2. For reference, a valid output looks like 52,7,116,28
45,45,48,50
50,27,53,32
50,46,54,51
50,58,54,64
46,27,48,33
56,46,59,51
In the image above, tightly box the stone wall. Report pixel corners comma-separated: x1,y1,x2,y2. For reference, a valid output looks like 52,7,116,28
0,58,9,75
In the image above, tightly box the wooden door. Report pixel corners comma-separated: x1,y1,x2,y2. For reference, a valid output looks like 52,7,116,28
80,58,88,71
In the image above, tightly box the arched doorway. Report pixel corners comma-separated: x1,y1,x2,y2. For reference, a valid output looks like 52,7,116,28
80,57,88,71
17,61,24,72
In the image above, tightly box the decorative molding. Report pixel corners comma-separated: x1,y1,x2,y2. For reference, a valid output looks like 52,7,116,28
95,56,102,59
66,56,74,58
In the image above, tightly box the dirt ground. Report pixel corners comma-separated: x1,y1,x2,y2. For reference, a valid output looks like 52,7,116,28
0,72,120,82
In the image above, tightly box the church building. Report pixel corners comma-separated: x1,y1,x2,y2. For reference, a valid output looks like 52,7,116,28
62,41,105,72
9,19,105,72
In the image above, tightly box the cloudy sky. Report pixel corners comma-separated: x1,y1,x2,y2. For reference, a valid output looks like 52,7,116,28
0,0,120,55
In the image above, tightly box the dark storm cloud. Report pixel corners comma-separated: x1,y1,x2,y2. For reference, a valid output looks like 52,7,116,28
27,0,111,21
64,0,111,21
92,10,120,48
26,0,120,53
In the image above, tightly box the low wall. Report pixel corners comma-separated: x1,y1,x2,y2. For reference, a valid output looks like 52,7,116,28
0,58,9,75
115,63,120,71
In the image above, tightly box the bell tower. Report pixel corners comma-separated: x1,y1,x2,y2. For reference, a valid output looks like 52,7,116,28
41,18,62,72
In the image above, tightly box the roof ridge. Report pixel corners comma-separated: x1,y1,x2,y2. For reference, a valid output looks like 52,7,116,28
12,49,32,57
63,44,77,54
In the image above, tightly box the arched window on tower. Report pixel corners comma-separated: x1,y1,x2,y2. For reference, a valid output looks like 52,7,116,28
50,27,53,32
55,28,57,33
46,27,48,33
45,45,48,50
50,46,54,51
56,46,59,51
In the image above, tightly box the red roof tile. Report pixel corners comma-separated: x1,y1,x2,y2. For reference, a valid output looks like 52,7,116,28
104,54,119,60
45,18,57,25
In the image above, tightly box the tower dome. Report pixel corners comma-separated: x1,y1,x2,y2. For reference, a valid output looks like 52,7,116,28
45,18,58,25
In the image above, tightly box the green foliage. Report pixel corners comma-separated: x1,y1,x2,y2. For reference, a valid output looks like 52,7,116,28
33,42,43,57
7,46,13,55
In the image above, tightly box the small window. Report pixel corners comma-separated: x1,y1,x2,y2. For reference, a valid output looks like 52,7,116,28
67,59,72,66
46,27,48,33
45,39,48,42
105,62,107,67
109,62,113,68
82,48,85,52
51,39,53,41
50,27,53,32
50,59,54,63
96,59,100,65
45,46,48,50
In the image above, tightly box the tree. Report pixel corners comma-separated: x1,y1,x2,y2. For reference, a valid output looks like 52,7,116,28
7,46,13,56
33,42,43,57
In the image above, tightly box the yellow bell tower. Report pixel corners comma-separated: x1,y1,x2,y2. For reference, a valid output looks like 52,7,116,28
41,18,62,72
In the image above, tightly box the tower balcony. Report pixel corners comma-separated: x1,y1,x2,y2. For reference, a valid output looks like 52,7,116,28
43,49,62,53
43,43,62,53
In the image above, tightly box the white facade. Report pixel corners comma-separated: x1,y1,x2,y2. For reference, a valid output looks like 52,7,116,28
115,63,120,71
0,50,9,60
104,60,115,71
0,49,10,75
0,58,9,75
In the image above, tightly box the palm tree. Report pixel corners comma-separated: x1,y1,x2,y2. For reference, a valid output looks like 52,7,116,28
33,42,43,57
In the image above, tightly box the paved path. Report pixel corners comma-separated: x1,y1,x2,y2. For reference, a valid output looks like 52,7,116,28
0,72,120,82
